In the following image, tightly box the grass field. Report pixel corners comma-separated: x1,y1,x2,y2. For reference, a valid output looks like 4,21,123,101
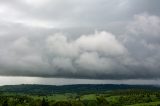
1,89,160,106
127,101,160,106
24,93,160,105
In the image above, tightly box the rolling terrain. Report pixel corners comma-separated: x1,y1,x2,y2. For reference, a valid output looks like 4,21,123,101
0,84,160,106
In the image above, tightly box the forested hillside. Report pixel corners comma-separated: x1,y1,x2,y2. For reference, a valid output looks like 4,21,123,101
0,84,159,94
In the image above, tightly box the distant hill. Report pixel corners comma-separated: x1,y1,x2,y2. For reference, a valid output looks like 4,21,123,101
0,84,159,94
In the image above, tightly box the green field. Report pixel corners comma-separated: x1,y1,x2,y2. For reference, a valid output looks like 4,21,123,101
1,89,160,106
0,84,160,106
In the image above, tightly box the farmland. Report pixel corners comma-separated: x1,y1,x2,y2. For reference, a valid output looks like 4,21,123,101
0,84,160,106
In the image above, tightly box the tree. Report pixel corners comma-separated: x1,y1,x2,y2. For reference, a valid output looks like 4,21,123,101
87,101,97,106
42,98,49,106
2,100,8,106
54,101,71,106
96,96,109,106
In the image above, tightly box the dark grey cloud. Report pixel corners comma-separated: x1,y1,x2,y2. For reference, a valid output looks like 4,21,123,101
0,0,160,80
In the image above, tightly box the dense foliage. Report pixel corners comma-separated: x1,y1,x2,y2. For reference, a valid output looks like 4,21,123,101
0,85,160,106
0,84,159,94
0,89,160,106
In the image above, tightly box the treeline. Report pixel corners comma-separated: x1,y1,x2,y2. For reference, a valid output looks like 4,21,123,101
1,95,160,106
109,89,160,96
0,84,159,95
0,96,112,106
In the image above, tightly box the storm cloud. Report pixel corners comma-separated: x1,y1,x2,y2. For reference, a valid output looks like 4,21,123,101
0,0,160,79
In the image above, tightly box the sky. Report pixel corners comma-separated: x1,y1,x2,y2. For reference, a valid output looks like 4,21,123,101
0,0,160,85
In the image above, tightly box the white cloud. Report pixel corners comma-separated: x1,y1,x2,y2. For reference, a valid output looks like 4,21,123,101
76,31,127,56
0,0,160,80
0,30,129,79
23,0,51,7
46,33,79,58
127,13,160,36
75,52,113,72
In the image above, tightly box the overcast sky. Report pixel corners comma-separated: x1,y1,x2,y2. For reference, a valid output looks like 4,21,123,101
0,0,160,85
